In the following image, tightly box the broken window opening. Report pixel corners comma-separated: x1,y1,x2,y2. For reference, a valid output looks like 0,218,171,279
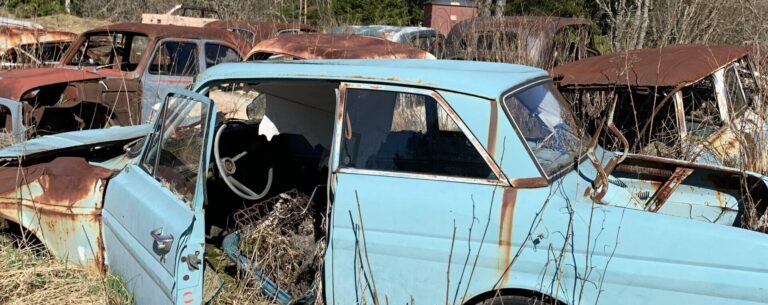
68,32,148,72
682,76,723,142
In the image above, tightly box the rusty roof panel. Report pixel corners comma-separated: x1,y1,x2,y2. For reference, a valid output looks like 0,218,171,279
83,22,243,46
0,26,77,53
551,44,752,88
204,20,315,43
247,33,435,60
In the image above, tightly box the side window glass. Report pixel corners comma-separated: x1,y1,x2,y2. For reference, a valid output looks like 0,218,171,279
126,35,149,70
204,43,242,68
725,66,747,114
340,88,495,179
148,41,199,76
141,94,209,204
682,76,722,141
734,58,759,107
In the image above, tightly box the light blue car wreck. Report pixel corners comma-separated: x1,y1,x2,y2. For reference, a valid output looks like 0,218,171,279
0,60,767,305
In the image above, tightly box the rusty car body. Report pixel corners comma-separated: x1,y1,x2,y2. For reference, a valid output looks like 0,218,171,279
551,44,765,171
445,16,597,68
0,60,767,305
1,40,72,68
328,25,444,53
245,33,437,60
0,22,245,144
204,20,315,52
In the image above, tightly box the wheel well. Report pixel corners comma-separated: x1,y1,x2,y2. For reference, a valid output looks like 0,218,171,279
462,288,567,305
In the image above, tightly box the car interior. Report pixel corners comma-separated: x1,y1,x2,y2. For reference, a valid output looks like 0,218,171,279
203,80,337,242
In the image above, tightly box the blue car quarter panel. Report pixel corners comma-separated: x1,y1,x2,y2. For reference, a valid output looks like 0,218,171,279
103,89,215,305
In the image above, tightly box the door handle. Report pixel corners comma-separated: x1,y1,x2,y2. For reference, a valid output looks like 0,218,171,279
150,228,174,252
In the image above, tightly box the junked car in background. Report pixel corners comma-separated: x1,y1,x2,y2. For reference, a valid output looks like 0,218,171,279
1,40,72,68
329,25,444,54
0,25,77,69
204,20,315,51
445,16,598,68
245,33,436,61
0,59,767,305
552,44,765,171
0,22,245,144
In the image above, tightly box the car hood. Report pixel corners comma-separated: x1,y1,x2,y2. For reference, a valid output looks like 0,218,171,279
0,124,151,161
0,67,104,100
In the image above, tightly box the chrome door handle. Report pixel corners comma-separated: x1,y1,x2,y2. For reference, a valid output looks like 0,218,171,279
150,228,174,252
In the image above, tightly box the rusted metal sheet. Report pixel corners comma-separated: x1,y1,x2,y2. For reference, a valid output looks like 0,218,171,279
0,157,112,271
0,26,76,54
646,167,695,212
205,20,315,47
552,44,752,88
246,33,436,60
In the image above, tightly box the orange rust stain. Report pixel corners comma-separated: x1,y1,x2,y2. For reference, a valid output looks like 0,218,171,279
183,291,193,296
650,181,661,192
583,186,592,198
715,192,726,208
497,187,517,284
487,100,498,157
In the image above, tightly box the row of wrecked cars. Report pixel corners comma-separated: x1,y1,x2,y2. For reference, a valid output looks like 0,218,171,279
0,6,767,305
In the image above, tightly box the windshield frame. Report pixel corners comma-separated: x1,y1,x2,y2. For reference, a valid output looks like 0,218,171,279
62,31,151,72
500,77,589,180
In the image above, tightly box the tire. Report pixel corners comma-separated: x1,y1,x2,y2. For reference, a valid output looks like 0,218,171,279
480,294,560,305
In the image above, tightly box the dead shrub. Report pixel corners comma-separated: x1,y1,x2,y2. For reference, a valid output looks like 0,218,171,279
231,190,325,305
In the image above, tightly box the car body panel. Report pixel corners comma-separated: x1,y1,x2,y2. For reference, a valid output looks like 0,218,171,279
103,88,214,304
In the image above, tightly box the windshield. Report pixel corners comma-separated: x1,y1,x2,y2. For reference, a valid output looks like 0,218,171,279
67,32,148,72
503,82,587,177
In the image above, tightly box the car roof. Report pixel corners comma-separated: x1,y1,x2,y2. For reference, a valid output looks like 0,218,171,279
246,33,435,60
552,44,752,88
84,22,242,43
195,59,548,99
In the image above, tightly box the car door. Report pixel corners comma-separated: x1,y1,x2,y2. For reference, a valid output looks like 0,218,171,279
103,88,216,305
142,39,201,122
0,98,24,142
325,83,508,305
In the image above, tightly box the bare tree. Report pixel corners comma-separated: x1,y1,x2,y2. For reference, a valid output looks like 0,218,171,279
595,0,651,50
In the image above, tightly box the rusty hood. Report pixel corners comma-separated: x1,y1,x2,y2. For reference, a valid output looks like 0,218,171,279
0,67,104,100
551,44,752,88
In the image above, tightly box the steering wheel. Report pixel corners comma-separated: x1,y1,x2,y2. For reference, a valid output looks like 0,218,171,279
214,121,273,200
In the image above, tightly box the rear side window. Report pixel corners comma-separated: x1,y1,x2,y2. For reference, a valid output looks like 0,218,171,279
149,41,199,76
204,43,241,68
340,88,495,179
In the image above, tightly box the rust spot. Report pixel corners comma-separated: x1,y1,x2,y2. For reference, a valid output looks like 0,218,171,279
497,188,517,284
583,186,592,198
0,157,112,207
487,100,498,157
715,192,726,208
509,177,548,188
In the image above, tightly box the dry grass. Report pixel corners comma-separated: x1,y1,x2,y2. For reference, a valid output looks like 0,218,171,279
207,190,325,305
0,233,133,305
27,14,109,33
